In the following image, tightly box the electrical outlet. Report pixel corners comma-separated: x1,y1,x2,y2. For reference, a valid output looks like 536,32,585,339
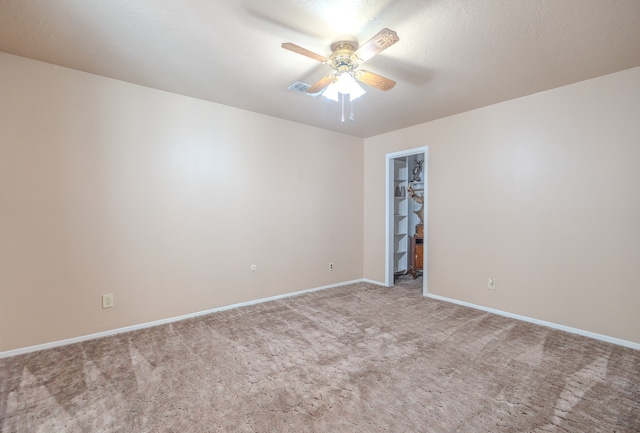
329,262,334,271
488,278,496,290
102,293,114,309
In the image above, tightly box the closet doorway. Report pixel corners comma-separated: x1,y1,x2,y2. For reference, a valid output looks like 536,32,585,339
385,147,428,295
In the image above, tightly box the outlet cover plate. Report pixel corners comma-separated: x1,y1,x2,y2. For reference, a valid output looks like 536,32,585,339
488,278,496,290
102,293,114,309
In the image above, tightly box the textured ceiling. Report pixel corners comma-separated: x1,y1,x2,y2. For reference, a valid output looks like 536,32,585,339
1,0,640,138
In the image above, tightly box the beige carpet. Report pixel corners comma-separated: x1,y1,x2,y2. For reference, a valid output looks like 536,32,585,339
1,281,639,432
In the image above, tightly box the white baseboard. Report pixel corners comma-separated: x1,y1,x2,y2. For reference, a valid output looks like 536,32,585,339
427,294,640,351
5,281,636,359
0,279,366,360
362,278,387,286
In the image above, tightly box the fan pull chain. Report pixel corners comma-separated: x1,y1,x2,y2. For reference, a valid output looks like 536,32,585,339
341,93,345,123
350,99,355,123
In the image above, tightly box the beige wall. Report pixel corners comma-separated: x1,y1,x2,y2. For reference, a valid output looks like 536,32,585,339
364,67,640,344
0,53,364,352
2,51,638,353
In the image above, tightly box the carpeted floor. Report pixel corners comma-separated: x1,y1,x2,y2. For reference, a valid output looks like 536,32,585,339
1,281,638,432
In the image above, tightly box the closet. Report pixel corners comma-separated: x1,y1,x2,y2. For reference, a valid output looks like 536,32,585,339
392,155,424,278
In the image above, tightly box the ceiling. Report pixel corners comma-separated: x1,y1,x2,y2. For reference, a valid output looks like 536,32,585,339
1,0,640,138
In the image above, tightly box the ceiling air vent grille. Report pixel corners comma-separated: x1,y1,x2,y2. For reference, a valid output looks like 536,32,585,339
287,81,320,97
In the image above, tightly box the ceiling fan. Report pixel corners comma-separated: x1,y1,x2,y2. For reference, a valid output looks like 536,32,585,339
282,28,400,98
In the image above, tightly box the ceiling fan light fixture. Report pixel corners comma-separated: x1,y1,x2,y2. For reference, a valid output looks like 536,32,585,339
322,80,340,102
322,72,366,102
336,72,366,100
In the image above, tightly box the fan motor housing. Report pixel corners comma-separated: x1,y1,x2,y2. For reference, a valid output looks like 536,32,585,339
329,41,360,72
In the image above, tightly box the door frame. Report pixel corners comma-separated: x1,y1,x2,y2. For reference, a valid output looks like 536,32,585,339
385,146,428,295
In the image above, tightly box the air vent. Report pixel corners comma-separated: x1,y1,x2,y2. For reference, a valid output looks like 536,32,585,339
287,81,320,97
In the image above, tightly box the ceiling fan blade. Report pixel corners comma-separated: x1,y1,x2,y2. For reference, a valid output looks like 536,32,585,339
281,42,328,63
355,70,397,91
307,75,335,94
353,28,399,64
